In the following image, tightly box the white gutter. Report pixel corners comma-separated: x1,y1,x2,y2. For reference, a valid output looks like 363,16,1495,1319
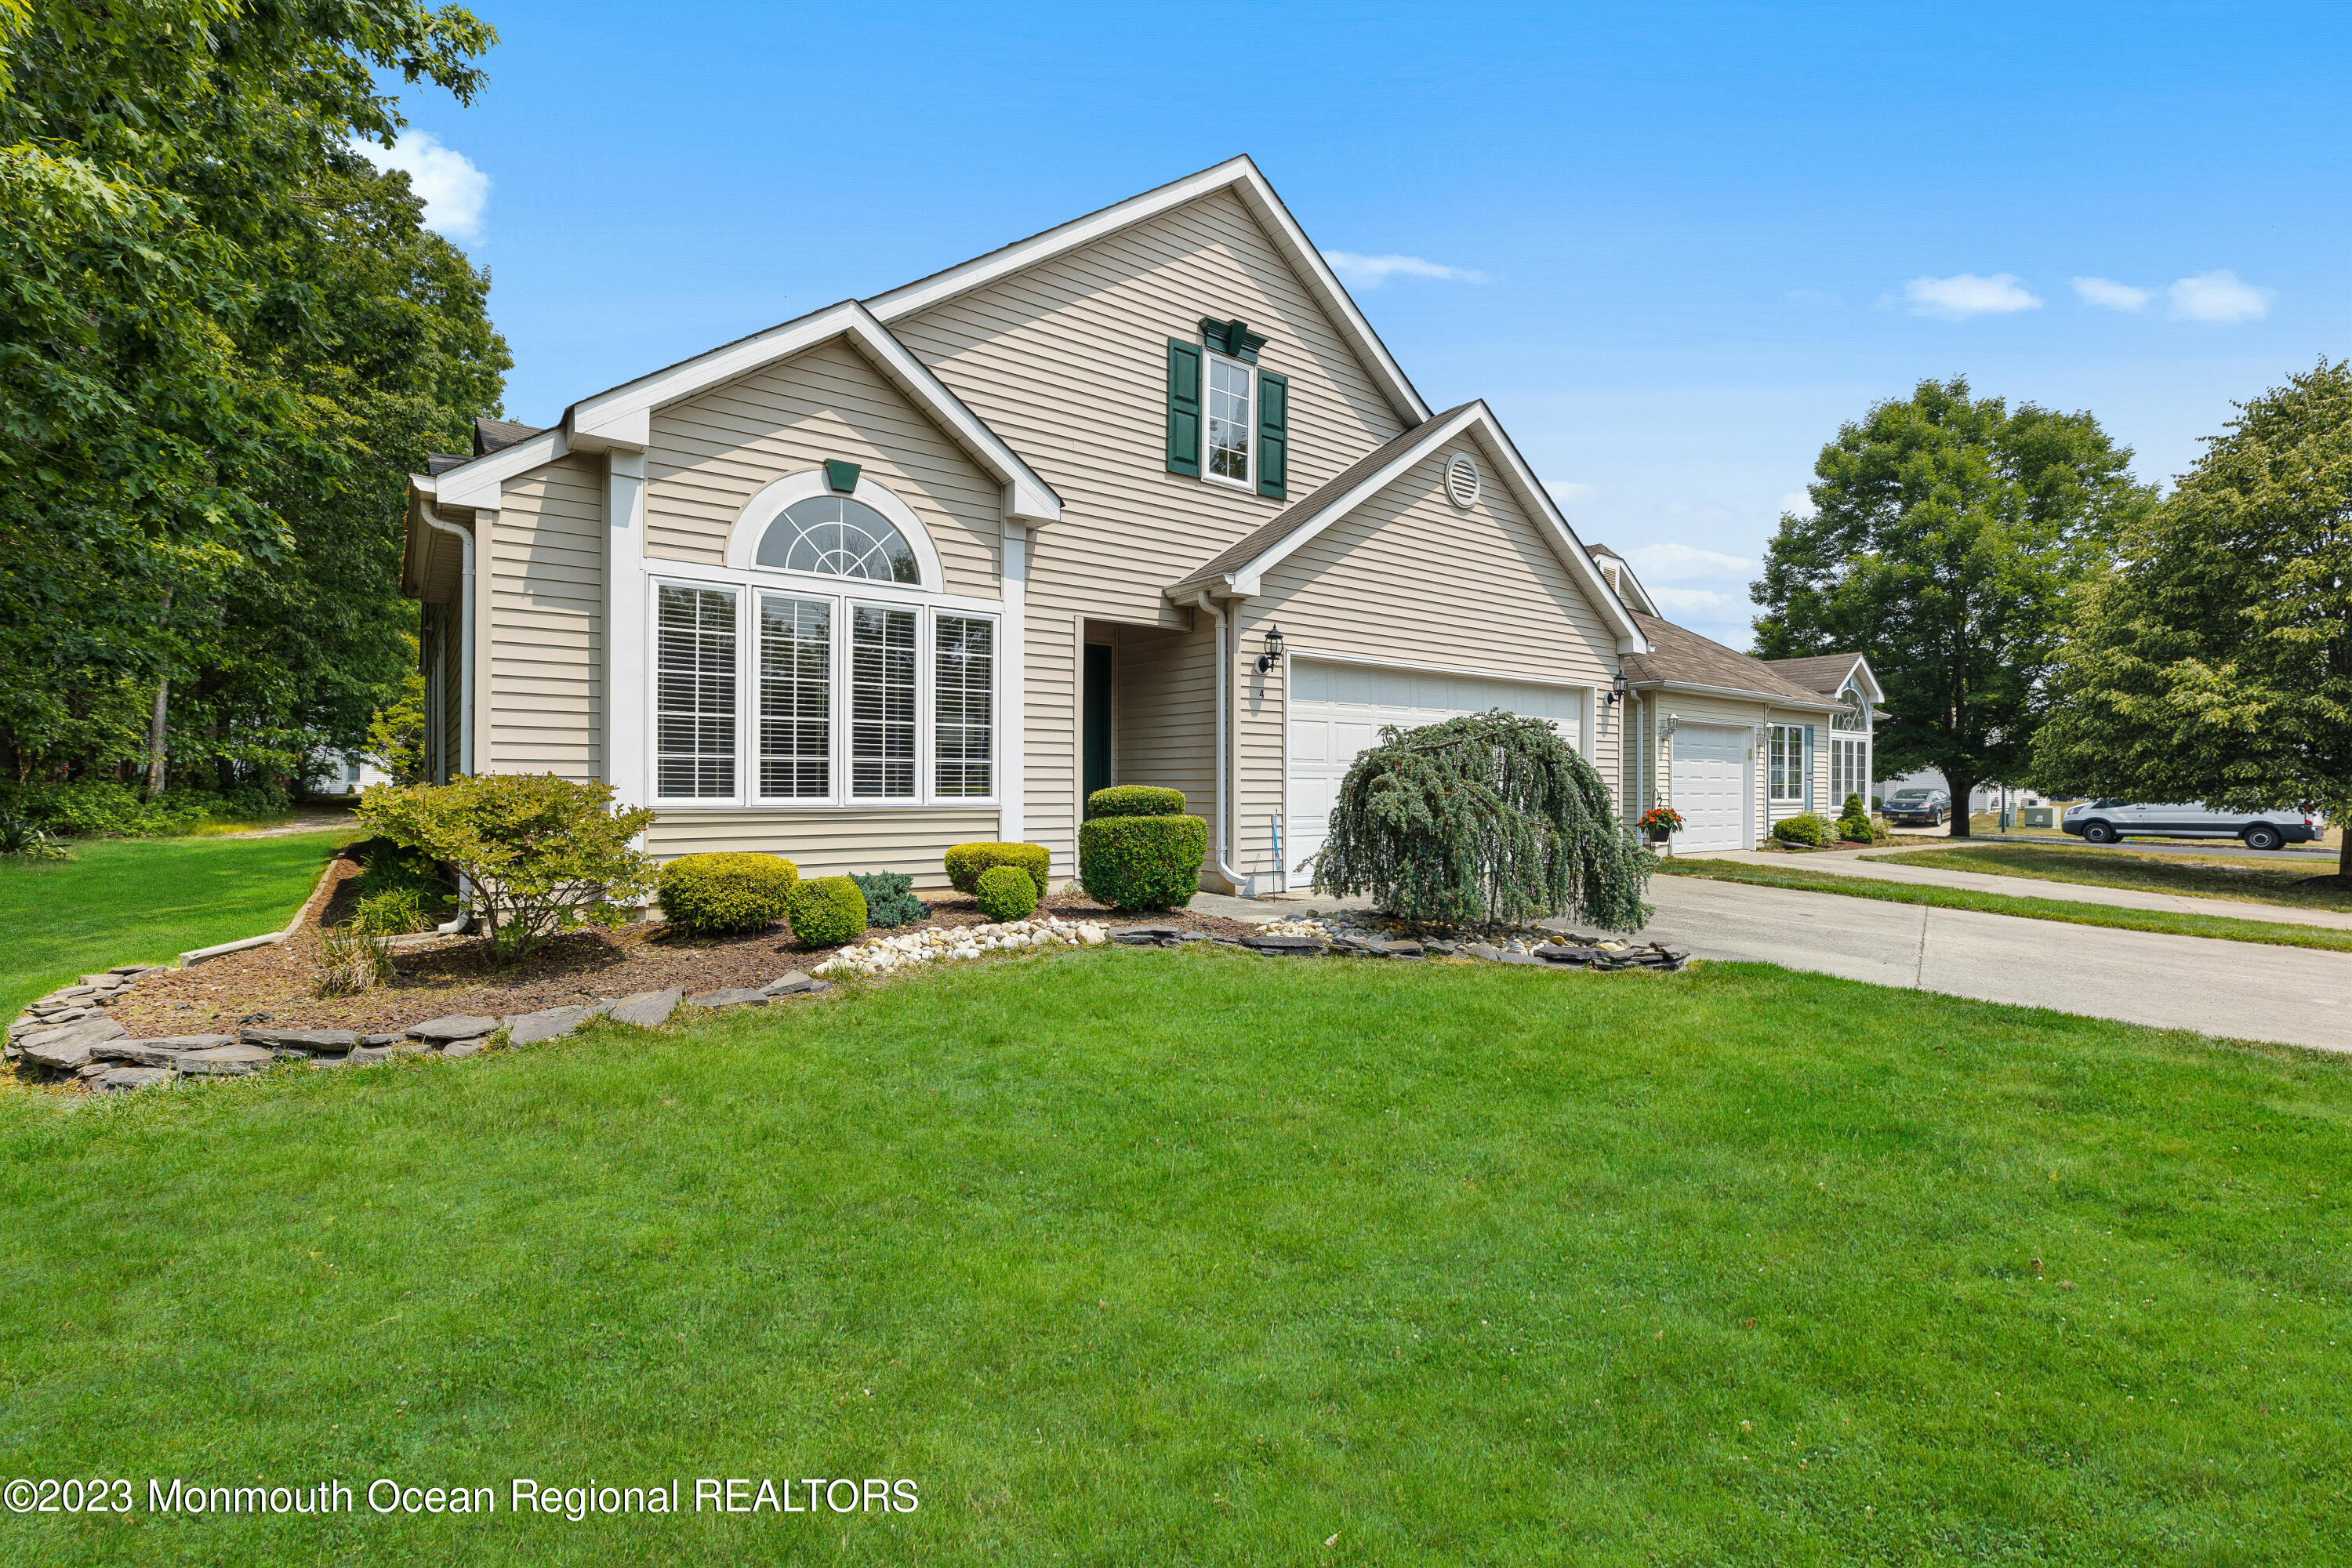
419,499,477,935
1192,591,1253,897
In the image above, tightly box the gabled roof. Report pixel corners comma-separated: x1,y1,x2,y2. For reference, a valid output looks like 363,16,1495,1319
419,300,1062,526
1765,651,1882,704
1622,614,1842,709
1167,401,1648,652
863,155,1431,428
1584,542,1657,615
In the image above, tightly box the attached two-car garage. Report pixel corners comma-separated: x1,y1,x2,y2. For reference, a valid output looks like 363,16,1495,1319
1283,658,1588,890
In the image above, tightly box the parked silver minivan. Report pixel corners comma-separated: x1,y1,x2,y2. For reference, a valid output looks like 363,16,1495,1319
2060,800,2321,851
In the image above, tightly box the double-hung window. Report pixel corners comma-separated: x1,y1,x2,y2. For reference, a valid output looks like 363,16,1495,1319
1767,723,1805,804
758,594,830,798
934,615,993,797
1205,354,1252,486
850,604,919,799
656,584,737,798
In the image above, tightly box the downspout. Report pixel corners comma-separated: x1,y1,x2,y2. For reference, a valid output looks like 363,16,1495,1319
420,499,477,934
1192,590,1251,896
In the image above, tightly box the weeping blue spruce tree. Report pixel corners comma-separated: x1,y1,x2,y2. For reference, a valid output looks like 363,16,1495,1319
1312,712,1652,930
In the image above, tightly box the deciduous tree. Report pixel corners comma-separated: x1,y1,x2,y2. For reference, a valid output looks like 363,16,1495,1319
2031,361,2352,880
1752,378,2151,837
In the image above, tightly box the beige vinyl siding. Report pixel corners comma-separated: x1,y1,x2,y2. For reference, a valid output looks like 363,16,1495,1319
894,187,1411,870
644,339,1002,599
488,456,604,781
643,808,1000,887
1234,434,1624,885
432,602,463,783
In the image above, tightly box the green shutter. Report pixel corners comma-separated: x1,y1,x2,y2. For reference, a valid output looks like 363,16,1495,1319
1165,338,1201,477
1256,369,1289,499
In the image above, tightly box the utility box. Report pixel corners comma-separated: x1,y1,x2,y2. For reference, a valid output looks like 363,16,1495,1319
2021,806,2054,829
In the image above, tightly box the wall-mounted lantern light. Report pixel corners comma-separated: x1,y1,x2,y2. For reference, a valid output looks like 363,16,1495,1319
1255,625,1286,674
1606,670,1630,707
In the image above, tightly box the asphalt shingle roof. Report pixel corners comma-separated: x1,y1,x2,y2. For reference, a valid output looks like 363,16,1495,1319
1762,652,1866,696
1622,614,1839,706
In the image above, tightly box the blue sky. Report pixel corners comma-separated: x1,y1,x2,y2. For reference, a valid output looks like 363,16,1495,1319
370,1,2350,650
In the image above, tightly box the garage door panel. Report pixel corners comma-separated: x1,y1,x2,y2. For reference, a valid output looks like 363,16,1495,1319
1670,723,1748,851
1286,659,1588,888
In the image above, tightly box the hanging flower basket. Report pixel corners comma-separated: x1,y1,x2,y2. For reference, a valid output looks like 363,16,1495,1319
1637,807,1685,844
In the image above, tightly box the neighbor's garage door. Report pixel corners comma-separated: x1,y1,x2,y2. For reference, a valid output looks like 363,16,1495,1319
1287,659,1584,889
1671,722,1749,851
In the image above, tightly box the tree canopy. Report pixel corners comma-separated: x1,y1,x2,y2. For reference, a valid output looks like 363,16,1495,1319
1752,378,2151,836
0,0,506,800
2031,361,2352,880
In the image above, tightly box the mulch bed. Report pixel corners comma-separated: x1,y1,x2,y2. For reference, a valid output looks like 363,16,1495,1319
111,868,1254,1036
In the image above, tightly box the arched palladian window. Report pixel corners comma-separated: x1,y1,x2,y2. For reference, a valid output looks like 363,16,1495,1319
1831,683,1868,731
755,495,919,583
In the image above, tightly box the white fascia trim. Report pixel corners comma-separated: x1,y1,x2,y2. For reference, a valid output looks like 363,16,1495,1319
1849,655,1886,706
429,426,572,511
561,300,1059,526
1629,678,1842,712
865,155,1432,429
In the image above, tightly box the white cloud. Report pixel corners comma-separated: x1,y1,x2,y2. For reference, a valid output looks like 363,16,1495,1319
2072,276,2151,312
1648,586,1744,615
1903,272,2041,319
353,131,490,241
2169,269,2271,323
1778,489,1816,518
1545,480,1597,506
1624,542,1753,583
1322,251,1489,286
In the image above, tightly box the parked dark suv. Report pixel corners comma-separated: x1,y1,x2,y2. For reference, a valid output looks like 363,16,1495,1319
2060,800,2321,851
1880,786,1951,827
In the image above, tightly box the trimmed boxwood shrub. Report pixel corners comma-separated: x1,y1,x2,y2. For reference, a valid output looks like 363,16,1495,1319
850,870,927,928
1773,812,1831,848
1837,793,1875,844
944,840,1050,898
1087,785,1185,818
660,851,799,935
787,875,867,948
973,863,1039,922
1078,813,1208,910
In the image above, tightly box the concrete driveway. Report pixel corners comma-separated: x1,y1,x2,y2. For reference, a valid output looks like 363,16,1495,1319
1643,875,2352,1054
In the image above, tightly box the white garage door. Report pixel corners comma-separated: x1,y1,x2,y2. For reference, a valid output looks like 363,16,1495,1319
1286,659,1585,889
1671,723,1749,851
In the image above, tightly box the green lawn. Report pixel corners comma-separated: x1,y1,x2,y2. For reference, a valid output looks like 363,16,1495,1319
1871,842,2352,914
0,830,353,1020
4,946,2350,1564
1658,855,2352,952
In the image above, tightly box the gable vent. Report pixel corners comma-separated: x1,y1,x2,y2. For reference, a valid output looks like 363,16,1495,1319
1445,452,1481,510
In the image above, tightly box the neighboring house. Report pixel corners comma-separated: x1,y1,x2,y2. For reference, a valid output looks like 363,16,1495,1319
314,750,390,797
1594,547,1878,853
399,157,1835,894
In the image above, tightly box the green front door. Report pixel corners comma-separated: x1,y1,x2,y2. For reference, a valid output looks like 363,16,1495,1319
1082,644,1112,815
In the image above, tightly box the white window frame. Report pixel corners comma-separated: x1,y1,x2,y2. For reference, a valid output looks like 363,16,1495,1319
1203,349,1254,492
645,566,1000,811
1767,722,1806,804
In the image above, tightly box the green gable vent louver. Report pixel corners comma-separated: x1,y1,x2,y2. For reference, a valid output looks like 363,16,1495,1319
823,459,862,493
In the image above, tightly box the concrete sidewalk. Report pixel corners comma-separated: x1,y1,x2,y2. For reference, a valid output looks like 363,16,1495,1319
1676,846,2352,931
1195,879,2352,1054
